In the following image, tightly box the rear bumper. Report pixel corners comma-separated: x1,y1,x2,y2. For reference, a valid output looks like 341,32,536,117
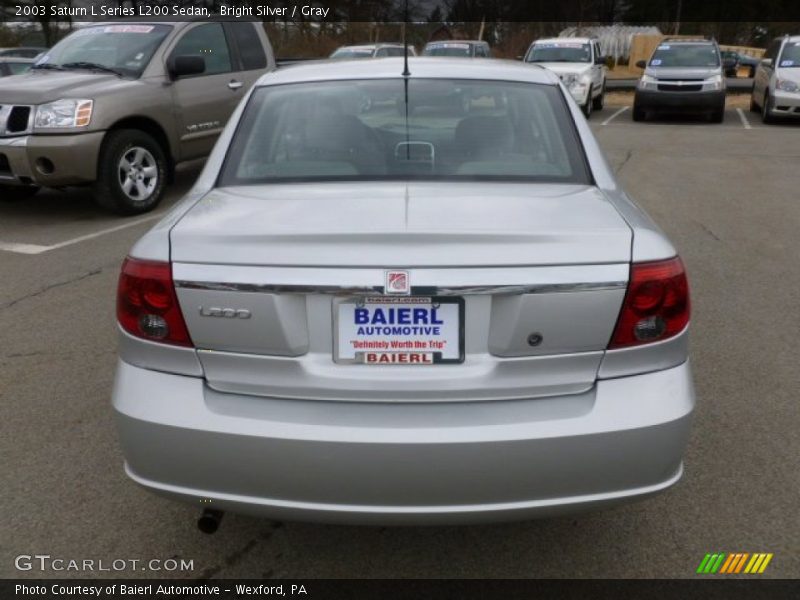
0,132,103,187
113,360,695,525
634,89,725,112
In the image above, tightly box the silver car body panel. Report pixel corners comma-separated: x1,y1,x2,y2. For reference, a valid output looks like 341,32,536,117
172,262,628,400
117,325,203,376
169,183,632,267
114,359,693,524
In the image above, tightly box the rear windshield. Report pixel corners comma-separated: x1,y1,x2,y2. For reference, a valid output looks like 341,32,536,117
778,41,800,67
218,79,590,186
330,48,374,59
649,43,720,68
526,42,591,63
34,24,171,77
423,44,472,57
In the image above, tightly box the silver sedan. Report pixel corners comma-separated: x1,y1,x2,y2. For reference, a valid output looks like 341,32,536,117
112,58,694,527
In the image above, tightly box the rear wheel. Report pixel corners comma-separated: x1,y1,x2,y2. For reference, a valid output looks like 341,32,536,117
92,129,167,215
0,185,40,202
592,82,605,111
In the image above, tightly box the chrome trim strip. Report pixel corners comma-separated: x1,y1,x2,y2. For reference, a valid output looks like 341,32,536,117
174,280,627,296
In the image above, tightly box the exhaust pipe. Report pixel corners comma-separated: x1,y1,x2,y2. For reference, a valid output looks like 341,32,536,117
197,509,224,534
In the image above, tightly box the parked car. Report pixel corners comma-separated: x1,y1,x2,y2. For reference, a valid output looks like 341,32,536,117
736,52,761,78
720,50,760,78
721,50,739,77
633,37,726,122
523,37,606,117
0,46,47,59
422,40,492,58
750,35,800,123
113,57,694,528
330,44,416,60
0,21,275,213
0,57,34,77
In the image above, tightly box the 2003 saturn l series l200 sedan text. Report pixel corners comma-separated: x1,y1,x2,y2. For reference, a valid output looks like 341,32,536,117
111,57,694,528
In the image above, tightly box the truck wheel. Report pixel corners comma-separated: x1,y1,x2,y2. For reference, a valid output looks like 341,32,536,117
592,82,605,110
0,185,40,202
582,89,593,118
93,129,167,215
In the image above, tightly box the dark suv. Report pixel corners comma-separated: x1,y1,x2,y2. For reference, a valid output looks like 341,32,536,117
633,38,726,122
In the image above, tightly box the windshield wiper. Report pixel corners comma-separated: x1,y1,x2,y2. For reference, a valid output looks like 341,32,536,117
61,62,125,77
31,63,65,71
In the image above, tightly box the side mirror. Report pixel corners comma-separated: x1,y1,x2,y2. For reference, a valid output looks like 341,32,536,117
516,55,523,61
636,60,647,69
169,55,205,79
760,58,773,68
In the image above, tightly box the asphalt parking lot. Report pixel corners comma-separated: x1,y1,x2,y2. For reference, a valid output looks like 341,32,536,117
1,100,798,579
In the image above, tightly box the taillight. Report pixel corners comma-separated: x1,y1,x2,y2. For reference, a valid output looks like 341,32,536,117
608,257,690,349
117,257,192,347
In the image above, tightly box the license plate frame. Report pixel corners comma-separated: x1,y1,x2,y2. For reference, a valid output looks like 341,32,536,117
333,296,465,365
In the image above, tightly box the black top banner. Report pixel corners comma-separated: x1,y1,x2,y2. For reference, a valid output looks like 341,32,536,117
3,0,800,23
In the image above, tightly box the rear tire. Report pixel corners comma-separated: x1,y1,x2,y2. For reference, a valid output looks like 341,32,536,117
0,185,40,202
92,129,167,215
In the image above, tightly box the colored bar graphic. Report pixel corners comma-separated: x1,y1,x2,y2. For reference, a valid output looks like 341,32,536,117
718,553,735,573
696,554,712,574
734,553,749,573
758,554,773,573
744,554,760,573
711,553,726,573
701,552,773,575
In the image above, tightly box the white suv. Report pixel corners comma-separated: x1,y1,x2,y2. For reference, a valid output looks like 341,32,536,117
523,37,606,117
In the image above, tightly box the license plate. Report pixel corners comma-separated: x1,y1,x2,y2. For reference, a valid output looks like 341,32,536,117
334,297,464,364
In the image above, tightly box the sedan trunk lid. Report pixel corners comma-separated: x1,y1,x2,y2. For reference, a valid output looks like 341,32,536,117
170,182,632,267
170,182,632,402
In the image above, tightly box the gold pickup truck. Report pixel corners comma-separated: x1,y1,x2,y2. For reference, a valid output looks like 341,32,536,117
0,21,275,214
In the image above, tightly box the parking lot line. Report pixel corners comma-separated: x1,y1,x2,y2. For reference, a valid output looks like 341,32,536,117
0,213,163,255
736,108,752,129
601,106,629,126
0,241,51,255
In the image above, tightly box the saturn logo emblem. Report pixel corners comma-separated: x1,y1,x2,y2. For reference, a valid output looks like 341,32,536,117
385,270,410,295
